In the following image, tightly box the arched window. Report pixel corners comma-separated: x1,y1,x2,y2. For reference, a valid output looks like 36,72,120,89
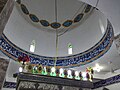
30,40,36,52
68,43,73,55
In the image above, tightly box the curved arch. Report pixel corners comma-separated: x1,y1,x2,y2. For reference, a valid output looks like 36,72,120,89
0,0,14,35
0,20,114,67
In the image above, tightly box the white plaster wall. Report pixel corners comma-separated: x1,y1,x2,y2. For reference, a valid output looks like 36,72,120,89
4,6,56,57
5,59,20,82
80,0,120,36
59,9,107,55
1,59,19,90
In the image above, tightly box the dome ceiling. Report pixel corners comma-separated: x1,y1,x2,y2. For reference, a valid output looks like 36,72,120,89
0,20,114,67
0,0,114,67
16,0,93,32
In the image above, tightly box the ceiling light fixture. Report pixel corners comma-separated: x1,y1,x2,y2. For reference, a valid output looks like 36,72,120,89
19,67,23,72
93,63,103,72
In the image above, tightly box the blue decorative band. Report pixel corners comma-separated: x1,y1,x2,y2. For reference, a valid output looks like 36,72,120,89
3,81,16,88
93,74,120,89
0,20,114,67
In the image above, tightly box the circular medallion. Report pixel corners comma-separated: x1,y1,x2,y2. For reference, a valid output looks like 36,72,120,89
40,20,50,27
63,20,73,27
85,5,92,13
21,4,29,15
51,22,61,29
29,14,39,22
74,13,84,23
